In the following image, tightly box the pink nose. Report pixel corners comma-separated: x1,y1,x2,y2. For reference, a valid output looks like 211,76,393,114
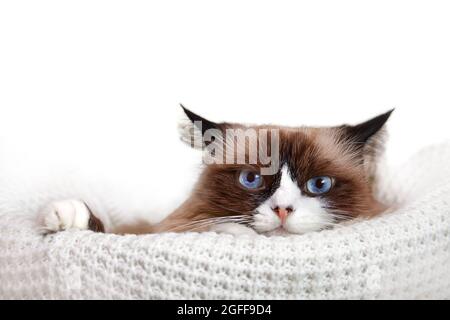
272,206,293,222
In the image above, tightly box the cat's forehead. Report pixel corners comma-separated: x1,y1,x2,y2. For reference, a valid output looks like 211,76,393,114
206,123,361,178
278,127,356,177
279,127,343,158
251,125,360,176
254,125,354,158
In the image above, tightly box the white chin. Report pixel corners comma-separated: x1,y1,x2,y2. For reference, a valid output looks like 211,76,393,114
263,228,293,236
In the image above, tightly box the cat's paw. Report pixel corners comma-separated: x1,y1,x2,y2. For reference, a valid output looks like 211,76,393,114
38,200,93,234
210,223,258,236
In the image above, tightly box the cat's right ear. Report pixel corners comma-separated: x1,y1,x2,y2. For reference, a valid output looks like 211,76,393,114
177,104,222,149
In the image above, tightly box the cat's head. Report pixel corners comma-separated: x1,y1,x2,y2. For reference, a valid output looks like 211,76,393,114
176,106,393,235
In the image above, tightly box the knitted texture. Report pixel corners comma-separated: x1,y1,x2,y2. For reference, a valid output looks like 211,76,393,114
1,143,450,299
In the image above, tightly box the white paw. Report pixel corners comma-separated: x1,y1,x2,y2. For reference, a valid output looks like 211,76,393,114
210,223,258,236
38,200,91,234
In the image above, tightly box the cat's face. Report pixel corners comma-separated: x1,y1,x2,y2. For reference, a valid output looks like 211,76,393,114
175,107,391,235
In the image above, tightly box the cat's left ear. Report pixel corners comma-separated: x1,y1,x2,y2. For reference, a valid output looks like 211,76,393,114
339,109,394,178
178,104,222,149
341,109,394,150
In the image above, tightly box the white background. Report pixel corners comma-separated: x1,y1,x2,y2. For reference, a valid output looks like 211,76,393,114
1,1,450,215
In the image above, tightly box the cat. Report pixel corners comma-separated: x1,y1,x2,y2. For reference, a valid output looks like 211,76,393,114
38,106,393,236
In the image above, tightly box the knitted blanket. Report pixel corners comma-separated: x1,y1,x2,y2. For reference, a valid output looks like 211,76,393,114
1,142,450,299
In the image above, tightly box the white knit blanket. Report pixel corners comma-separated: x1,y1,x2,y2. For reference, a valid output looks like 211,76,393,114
1,142,450,300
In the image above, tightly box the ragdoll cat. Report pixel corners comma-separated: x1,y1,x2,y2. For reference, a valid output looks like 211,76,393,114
38,106,393,236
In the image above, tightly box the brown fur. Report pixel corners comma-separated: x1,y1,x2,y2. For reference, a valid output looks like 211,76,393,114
87,204,105,233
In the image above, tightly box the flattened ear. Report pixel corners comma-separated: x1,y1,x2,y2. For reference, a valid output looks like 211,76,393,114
343,109,394,149
180,104,220,135
178,104,221,148
339,109,394,179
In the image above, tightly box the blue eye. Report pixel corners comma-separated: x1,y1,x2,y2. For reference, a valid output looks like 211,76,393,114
239,170,263,190
306,176,333,195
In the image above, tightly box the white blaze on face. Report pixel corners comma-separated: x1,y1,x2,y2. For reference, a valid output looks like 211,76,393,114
252,165,333,234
